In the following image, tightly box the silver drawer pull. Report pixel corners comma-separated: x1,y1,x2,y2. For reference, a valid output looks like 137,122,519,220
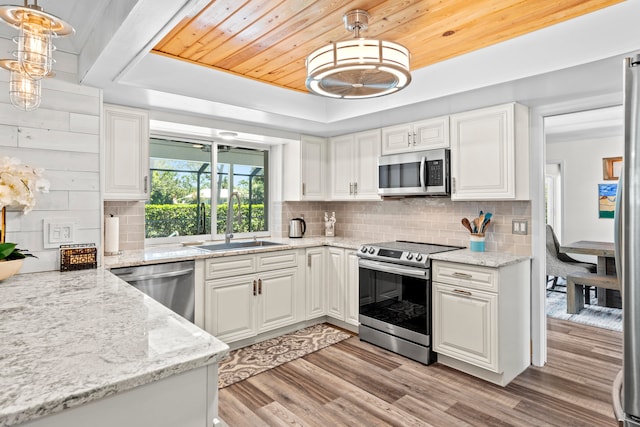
452,272,473,279
453,289,472,296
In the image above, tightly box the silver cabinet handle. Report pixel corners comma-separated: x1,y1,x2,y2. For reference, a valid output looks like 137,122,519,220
452,272,473,279
143,175,148,193
453,289,472,296
452,177,456,194
407,132,411,146
302,182,306,196
307,254,311,267
354,182,358,195
413,132,417,146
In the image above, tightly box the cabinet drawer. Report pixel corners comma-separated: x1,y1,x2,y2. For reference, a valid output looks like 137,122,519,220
205,254,256,279
257,250,298,271
432,261,497,292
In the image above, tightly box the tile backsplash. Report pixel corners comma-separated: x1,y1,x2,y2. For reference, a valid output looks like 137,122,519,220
104,201,145,251
279,199,532,255
107,198,531,256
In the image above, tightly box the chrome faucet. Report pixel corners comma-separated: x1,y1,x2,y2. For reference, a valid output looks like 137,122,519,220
225,191,242,244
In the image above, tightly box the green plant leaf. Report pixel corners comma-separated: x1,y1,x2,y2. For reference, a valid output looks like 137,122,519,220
0,243,17,260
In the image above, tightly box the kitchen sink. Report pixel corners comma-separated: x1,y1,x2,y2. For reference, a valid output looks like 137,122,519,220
197,240,284,252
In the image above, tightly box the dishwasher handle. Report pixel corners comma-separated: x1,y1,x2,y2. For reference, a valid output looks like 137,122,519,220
115,268,194,282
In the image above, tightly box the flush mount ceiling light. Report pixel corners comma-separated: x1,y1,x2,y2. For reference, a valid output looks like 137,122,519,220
0,0,74,111
219,131,238,140
305,9,411,99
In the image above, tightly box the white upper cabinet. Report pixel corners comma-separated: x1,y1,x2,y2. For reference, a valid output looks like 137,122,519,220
381,116,449,155
450,103,529,200
103,104,150,200
283,135,326,201
329,129,381,200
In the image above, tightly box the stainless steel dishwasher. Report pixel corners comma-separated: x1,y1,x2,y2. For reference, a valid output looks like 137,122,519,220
111,260,195,322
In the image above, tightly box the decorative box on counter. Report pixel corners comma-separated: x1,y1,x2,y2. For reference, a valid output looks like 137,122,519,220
60,243,97,272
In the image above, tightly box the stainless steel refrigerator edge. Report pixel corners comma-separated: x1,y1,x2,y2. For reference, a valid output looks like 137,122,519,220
613,55,640,427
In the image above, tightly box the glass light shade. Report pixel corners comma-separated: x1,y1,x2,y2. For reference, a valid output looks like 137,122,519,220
15,13,54,80
9,70,41,111
306,38,411,99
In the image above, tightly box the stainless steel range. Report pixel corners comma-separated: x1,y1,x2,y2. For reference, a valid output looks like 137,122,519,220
357,240,462,364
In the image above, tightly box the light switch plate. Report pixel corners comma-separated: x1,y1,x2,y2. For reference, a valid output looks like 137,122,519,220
43,219,77,248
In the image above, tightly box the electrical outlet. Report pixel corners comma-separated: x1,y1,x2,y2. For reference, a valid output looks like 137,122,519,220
512,219,528,235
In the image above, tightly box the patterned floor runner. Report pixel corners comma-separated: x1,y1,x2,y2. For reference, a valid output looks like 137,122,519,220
218,323,353,388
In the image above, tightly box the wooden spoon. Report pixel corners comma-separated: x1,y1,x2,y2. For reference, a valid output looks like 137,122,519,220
461,218,473,233
472,217,480,233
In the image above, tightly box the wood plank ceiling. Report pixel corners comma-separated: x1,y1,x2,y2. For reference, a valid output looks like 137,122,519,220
152,0,623,94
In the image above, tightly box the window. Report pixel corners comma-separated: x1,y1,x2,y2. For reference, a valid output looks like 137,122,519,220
146,138,212,238
145,138,269,241
216,145,268,235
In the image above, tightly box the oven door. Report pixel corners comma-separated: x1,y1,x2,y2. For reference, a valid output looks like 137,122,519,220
358,258,431,345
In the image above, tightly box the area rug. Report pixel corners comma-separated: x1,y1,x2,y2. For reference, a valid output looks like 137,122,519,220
546,288,622,332
218,323,353,388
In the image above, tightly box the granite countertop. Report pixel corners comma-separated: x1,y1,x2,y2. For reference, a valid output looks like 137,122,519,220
430,248,531,268
0,269,229,427
104,236,364,269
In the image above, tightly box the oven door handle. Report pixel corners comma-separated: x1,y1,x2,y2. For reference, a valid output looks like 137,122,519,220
420,156,427,191
359,259,428,278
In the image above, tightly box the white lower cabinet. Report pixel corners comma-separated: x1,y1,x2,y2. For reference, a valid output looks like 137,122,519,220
305,247,326,319
324,247,359,327
204,250,302,344
432,259,530,386
345,250,360,326
326,247,345,320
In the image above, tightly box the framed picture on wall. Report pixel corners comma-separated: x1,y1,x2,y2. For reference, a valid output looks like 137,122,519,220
598,183,617,218
602,156,623,180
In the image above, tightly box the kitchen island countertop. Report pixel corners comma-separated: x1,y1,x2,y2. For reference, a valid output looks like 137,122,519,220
0,269,229,427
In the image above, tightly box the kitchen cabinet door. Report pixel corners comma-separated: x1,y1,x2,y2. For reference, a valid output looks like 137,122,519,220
381,123,412,155
329,130,381,200
205,276,256,343
103,104,149,200
305,247,326,319
283,134,326,201
413,116,450,150
326,247,345,320
433,282,498,372
329,134,354,200
257,268,299,333
353,130,381,200
450,103,529,200
345,249,360,326
381,116,449,155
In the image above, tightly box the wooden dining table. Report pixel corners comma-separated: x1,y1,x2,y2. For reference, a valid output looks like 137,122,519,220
559,240,619,308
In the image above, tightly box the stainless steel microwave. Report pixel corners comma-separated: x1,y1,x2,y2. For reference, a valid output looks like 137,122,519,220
378,148,450,196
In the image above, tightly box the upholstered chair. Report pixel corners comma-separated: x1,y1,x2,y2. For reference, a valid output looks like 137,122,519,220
546,225,597,296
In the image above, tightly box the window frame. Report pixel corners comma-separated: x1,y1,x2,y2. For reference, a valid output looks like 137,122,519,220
144,132,271,246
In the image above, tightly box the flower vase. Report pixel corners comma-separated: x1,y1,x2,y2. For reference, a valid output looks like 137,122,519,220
0,258,23,281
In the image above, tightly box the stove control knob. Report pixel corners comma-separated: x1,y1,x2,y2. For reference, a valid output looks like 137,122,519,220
360,246,368,253
406,253,414,260
368,247,375,254
416,254,424,262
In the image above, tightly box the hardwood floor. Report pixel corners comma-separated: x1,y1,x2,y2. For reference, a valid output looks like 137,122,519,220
218,318,622,426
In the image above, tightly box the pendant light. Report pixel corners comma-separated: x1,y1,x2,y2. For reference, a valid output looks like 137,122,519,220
0,59,41,111
305,10,411,99
0,1,74,111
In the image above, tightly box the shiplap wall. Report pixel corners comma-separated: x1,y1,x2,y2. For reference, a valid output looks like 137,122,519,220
0,39,102,273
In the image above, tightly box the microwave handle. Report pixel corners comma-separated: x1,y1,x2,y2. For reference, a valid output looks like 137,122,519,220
420,156,426,191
